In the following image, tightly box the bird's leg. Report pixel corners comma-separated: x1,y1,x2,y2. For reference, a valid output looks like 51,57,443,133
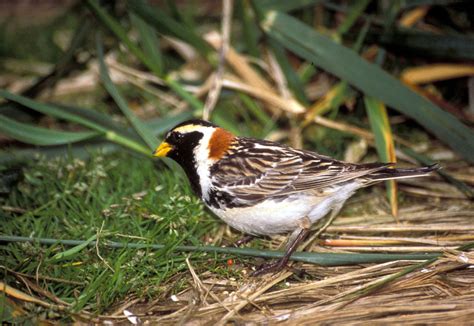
233,234,255,247
251,227,310,276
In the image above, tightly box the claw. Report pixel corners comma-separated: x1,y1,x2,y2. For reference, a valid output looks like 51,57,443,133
250,227,310,277
233,235,255,247
250,259,288,276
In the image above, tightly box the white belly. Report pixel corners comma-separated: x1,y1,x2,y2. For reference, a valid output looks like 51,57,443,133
208,184,359,236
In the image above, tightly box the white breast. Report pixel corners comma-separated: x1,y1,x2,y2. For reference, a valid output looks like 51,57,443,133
192,127,218,201
208,183,360,236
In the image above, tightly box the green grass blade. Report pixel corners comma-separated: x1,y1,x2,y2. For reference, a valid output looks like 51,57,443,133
127,0,213,60
0,113,188,165
0,90,150,155
86,0,161,76
1,235,441,267
96,36,157,150
258,0,325,12
401,0,465,8
86,0,203,111
376,28,474,61
336,0,371,36
0,89,107,132
0,115,100,146
56,104,142,141
261,11,474,163
0,143,119,166
236,0,260,58
364,97,398,216
130,9,163,76
50,234,98,262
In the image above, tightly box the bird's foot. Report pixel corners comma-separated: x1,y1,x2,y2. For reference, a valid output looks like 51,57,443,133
233,235,255,247
250,258,288,276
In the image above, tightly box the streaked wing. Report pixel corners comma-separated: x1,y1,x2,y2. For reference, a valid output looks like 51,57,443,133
210,138,389,204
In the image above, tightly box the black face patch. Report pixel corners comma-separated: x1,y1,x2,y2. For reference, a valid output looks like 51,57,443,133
165,131,204,197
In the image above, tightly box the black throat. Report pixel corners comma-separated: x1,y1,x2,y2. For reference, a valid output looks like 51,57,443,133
167,131,204,197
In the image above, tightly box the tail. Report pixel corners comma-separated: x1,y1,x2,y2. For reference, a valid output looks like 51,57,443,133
364,163,440,184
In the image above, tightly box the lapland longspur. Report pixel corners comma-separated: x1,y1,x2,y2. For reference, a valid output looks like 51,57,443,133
153,119,438,275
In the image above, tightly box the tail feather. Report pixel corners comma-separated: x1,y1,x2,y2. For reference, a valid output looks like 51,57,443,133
364,163,440,183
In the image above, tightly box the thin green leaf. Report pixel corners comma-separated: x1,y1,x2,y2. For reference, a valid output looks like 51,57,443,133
2,235,441,266
0,143,119,166
364,97,398,216
130,9,163,76
261,11,474,163
0,89,107,132
74,269,109,311
401,0,465,8
50,234,97,262
0,89,150,155
0,113,191,165
239,93,273,127
127,0,214,60
86,0,161,75
96,36,157,150
336,0,371,36
86,0,203,111
0,115,100,146
236,0,261,58
258,0,325,12
376,28,474,61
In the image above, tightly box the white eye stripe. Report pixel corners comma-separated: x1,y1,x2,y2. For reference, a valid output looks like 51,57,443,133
174,124,204,133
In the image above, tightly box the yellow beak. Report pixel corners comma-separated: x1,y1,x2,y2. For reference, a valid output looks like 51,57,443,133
153,141,173,157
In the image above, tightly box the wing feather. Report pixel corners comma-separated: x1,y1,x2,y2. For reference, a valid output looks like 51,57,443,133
210,137,390,205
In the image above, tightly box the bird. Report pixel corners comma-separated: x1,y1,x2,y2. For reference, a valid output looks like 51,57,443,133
153,119,438,276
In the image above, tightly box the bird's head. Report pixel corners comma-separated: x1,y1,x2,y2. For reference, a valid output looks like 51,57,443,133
153,119,235,166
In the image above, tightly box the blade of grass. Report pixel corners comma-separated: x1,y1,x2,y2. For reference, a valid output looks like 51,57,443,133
96,35,157,150
130,10,163,76
0,115,100,146
86,0,203,111
364,97,398,217
0,143,118,166
127,0,214,61
336,0,371,36
0,89,106,132
50,234,98,262
376,28,474,61
0,90,150,155
1,235,442,267
0,113,191,165
235,0,260,58
258,0,325,12
261,11,474,163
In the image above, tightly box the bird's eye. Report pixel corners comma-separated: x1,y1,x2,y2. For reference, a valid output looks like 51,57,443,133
168,132,183,143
